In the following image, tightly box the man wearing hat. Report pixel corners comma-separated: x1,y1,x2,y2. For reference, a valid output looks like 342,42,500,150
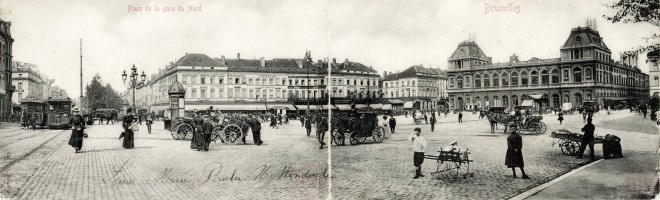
248,114,263,146
68,107,86,153
408,127,427,179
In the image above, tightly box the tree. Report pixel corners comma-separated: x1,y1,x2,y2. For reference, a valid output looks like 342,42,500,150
603,0,660,58
84,74,123,111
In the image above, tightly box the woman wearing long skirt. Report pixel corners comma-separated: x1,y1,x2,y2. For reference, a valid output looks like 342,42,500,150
122,108,136,149
191,117,206,151
505,130,529,179
68,108,85,153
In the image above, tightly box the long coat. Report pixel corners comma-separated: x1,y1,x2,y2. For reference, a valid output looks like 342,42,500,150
505,133,524,168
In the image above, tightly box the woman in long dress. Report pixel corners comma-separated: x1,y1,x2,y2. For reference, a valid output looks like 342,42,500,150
191,117,206,151
122,108,136,149
505,130,529,179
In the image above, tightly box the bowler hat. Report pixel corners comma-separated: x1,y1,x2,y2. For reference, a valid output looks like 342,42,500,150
414,127,421,132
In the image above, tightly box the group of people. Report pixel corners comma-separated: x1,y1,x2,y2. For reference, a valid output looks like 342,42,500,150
67,107,140,153
20,111,38,130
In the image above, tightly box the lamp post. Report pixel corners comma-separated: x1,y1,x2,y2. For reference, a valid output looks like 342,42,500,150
122,64,146,111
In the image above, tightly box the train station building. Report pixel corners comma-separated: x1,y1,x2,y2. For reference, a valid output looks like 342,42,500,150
446,26,649,111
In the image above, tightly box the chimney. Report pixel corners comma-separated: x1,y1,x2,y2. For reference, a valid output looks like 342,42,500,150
332,58,336,65
221,55,226,65
237,53,241,60
260,57,265,67
383,71,388,77
296,60,303,68
344,58,349,63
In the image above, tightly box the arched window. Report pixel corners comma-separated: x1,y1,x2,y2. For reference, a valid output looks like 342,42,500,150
475,74,481,88
541,70,549,84
511,95,519,106
552,94,560,107
502,73,509,86
465,76,471,87
531,71,539,84
457,76,463,88
521,71,529,85
573,67,582,82
575,93,583,105
502,96,509,107
551,69,559,83
563,70,570,81
493,73,500,87
511,72,518,85
483,74,490,87
449,78,454,88
585,67,592,80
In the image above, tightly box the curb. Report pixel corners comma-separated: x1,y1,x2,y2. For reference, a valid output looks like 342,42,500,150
509,159,603,200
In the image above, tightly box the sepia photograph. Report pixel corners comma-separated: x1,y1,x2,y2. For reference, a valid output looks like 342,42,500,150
0,0,658,199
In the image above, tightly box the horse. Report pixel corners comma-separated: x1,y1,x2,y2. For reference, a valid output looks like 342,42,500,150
485,111,517,133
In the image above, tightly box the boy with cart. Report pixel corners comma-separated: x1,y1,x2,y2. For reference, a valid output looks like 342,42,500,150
409,127,427,179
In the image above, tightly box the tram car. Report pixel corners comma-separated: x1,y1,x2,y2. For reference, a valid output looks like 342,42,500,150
19,99,47,128
46,98,73,129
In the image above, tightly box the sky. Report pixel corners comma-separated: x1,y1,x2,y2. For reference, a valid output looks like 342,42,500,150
0,0,657,98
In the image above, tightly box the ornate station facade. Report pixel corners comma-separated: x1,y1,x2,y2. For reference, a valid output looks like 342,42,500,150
447,26,649,111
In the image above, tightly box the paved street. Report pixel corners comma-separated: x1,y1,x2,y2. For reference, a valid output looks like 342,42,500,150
1,121,329,200
331,110,659,199
0,110,657,199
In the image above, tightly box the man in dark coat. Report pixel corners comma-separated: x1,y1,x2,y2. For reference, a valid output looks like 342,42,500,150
248,115,263,145
305,115,313,137
458,111,463,124
577,117,595,160
429,114,436,132
68,108,85,153
202,117,214,151
317,113,328,149
505,130,529,179
389,115,396,134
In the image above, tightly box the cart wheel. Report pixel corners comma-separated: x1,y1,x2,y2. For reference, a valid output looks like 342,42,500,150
447,162,460,179
539,122,547,134
372,127,384,143
223,125,242,143
572,141,582,156
458,162,471,179
349,130,359,145
170,124,179,140
331,129,343,146
212,127,224,143
358,137,367,143
176,123,193,140
562,140,579,156
529,123,541,135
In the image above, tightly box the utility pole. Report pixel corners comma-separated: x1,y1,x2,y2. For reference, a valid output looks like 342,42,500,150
80,39,83,113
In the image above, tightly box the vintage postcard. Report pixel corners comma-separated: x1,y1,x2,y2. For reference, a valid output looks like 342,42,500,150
0,0,658,199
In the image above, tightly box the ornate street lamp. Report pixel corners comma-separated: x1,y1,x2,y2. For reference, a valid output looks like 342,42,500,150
122,64,146,112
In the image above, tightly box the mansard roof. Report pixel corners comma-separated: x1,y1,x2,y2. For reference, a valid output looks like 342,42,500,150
561,26,610,52
448,41,490,61
174,53,227,67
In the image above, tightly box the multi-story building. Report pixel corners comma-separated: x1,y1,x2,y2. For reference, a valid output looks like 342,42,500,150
137,51,379,115
11,61,45,103
447,26,649,111
0,19,13,120
648,50,659,96
382,65,445,111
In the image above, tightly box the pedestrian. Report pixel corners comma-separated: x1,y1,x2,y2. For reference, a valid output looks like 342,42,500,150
68,108,85,153
305,115,313,137
557,112,564,125
270,115,277,129
248,115,263,146
30,112,36,130
642,106,647,118
203,117,213,150
317,113,327,149
505,129,529,179
430,114,436,132
146,114,153,134
577,117,595,160
301,114,306,127
405,111,408,118
424,113,428,124
21,111,28,130
458,111,463,124
191,116,206,151
388,115,396,133
408,127,427,179
121,108,137,149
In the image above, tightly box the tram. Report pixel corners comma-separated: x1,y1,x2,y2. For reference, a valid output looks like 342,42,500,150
46,97,73,129
19,99,47,128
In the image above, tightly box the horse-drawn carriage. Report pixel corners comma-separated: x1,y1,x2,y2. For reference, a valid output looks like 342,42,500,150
330,111,386,146
550,129,604,156
169,114,251,144
486,107,546,134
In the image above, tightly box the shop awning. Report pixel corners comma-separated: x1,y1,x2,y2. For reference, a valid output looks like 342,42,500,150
520,100,534,107
382,104,393,110
355,104,368,109
190,104,267,111
370,103,384,109
295,105,322,111
335,104,352,110
529,94,544,99
322,105,338,110
388,99,405,104
403,101,414,109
